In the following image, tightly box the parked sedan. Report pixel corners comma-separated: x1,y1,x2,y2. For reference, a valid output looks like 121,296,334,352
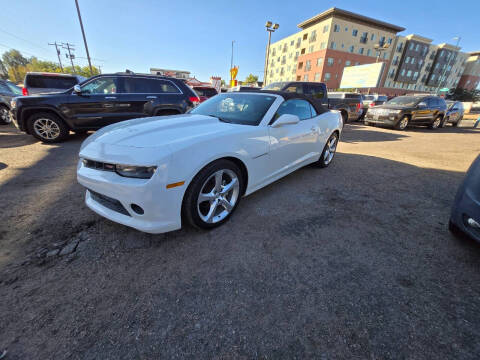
77,91,342,234
0,80,22,124
445,101,464,127
450,155,480,242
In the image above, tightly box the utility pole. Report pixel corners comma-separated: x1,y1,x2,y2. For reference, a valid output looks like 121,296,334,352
48,42,64,72
264,22,279,86
75,0,93,75
62,43,76,73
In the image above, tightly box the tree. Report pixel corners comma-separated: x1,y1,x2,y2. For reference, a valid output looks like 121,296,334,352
243,73,259,85
2,49,29,82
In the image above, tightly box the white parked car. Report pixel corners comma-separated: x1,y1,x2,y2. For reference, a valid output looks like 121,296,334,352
77,92,342,233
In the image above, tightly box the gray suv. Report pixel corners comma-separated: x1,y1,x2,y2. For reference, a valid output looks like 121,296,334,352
23,72,86,95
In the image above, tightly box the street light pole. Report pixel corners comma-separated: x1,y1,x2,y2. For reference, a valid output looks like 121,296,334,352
75,0,93,75
263,21,279,86
436,36,461,94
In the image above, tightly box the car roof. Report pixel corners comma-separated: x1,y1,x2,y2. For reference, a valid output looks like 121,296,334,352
25,72,79,78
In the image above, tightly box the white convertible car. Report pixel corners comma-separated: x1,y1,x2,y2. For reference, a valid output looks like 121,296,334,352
77,91,342,233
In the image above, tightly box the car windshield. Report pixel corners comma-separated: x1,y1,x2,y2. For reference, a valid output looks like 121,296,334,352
190,93,276,126
446,101,455,109
6,82,22,95
386,96,420,106
363,95,375,101
26,75,78,89
194,87,218,97
262,82,287,91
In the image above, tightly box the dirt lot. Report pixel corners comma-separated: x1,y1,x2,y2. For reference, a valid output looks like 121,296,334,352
1,123,480,359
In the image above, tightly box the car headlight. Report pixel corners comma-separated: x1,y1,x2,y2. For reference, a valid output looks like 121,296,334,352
10,99,16,109
115,164,157,179
390,110,402,114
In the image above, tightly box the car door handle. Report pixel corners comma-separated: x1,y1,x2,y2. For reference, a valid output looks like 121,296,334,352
105,96,117,99
146,96,157,99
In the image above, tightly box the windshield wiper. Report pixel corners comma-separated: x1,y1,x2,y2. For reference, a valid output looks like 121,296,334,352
207,114,231,123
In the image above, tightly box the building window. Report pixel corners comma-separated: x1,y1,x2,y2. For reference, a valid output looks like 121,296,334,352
413,71,419,80
401,69,405,76
290,40,294,46
320,42,326,50
349,45,354,53
379,36,385,46
352,29,358,36
388,38,392,44
371,34,375,41
314,73,321,81
334,24,340,32
383,52,388,59
303,74,309,81
324,73,331,81
360,32,368,43
301,48,306,54
407,70,412,77
303,33,308,40
367,49,372,56
345,27,348,31
415,44,420,51
298,62,303,70
409,43,414,50
358,47,364,55
431,74,436,80
330,42,336,49
411,57,416,64
405,56,410,64
310,30,317,41
327,57,334,66
305,60,311,71
345,60,351,66
309,45,314,53
317,58,323,66
323,24,329,33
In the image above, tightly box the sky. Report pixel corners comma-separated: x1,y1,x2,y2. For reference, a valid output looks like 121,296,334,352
2,0,479,83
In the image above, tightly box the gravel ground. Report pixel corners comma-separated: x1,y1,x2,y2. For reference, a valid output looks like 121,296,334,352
1,123,480,359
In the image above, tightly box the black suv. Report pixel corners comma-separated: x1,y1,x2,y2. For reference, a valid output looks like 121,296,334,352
364,95,447,130
10,73,200,142
0,79,22,124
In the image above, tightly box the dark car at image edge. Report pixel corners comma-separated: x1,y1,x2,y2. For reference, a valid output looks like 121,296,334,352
364,95,447,130
10,73,201,143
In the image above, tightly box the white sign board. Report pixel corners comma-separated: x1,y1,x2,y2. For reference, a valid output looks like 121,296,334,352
339,62,384,88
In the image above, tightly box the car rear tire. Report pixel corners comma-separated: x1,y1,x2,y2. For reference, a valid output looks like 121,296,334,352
27,112,69,143
429,116,442,129
182,159,244,230
316,132,339,168
394,115,409,130
0,106,11,125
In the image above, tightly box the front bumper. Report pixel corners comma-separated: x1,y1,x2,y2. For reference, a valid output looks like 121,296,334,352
450,188,480,242
9,108,21,130
364,112,400,126
77,159,184,234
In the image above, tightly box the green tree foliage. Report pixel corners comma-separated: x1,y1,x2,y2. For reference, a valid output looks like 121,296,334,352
1,49,100,83
448,88,480,102
243,73,259,85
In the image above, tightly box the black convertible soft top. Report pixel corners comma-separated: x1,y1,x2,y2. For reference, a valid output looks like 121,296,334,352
242,89,329,115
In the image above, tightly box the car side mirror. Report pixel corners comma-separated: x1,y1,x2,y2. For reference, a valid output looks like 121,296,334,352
271,114,300,128
417,102,426,109
73,85,82,94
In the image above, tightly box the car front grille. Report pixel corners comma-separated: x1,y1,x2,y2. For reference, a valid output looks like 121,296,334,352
88,189,131,217
83,159,116,172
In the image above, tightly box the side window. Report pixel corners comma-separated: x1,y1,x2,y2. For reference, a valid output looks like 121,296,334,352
304,84,325,99
284,85,303,94
124,78,181,93
275,99,312,120
424,98,434,107
81,77,117,94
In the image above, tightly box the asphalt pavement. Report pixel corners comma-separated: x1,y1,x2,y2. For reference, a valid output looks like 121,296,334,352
1,123,480,359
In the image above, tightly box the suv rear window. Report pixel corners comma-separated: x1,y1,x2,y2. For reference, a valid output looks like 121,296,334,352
194,87,218,97
26,75,78,89
345,94,361,99
123,78,180,93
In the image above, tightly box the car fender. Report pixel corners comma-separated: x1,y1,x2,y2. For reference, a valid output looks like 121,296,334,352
20,105,71,131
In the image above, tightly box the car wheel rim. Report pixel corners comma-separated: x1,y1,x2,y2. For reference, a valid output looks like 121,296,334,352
0,108,11,123
433,118,441,128
33,118,60,140
197,169,240,224
399,117,408,129
323,135,338,165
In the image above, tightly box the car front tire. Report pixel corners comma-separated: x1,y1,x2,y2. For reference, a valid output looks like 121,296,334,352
0,106,11,125
27,112,69,143
394,115,409,130
317,132,339,168
429,116,442,129
182,159,244,230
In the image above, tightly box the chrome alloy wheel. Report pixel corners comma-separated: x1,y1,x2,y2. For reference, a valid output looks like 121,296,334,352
0,107,11,124
33,118,61,140
197,169,240,224
399,117,409,130
432,117,441,129
323,135,338,165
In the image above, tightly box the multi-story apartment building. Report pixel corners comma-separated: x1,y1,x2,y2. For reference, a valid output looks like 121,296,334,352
265,8,475,95
457,52,480,90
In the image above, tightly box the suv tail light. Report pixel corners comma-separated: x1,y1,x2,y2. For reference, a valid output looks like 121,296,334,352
22,87,29,96
356,102,362,111
369,102,375,107
189,96,201,106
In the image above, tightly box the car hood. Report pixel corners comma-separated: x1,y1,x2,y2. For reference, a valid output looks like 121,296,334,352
84,114,238,149
373,104,410,110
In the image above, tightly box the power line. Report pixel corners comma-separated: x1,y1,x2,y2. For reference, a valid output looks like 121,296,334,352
0,27,50,53
0,42,53,61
